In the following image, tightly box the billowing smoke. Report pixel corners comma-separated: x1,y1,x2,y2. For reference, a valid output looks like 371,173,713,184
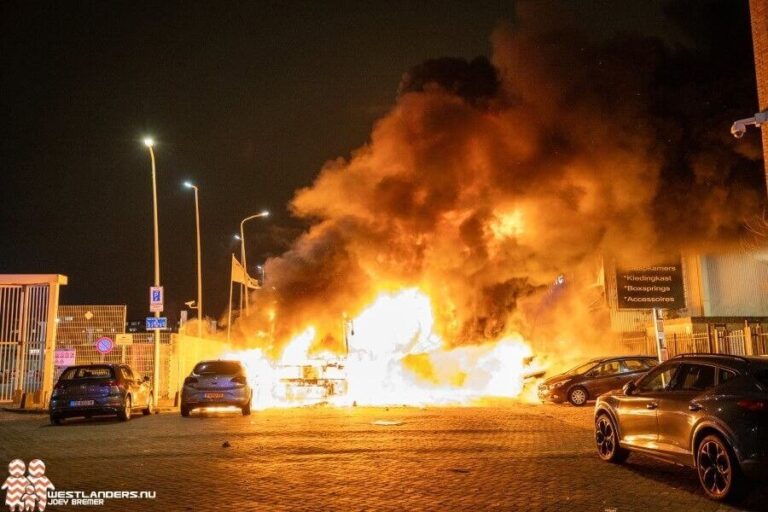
239,5,763,356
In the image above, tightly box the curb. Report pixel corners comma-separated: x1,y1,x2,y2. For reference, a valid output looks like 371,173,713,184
1,407,48,415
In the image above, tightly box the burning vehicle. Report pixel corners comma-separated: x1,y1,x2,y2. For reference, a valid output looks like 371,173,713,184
273,360,348,402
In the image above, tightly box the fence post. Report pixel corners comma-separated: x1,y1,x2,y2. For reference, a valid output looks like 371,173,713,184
744,325,754,356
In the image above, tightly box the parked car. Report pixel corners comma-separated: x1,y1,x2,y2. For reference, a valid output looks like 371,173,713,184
538,355,658,406
594,353,768,501
180,360,252,417
49,363,153,425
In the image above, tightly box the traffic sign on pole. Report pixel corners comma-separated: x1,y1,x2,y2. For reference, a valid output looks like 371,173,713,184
146,317,168,330
150,286,164,313
95,336,114,354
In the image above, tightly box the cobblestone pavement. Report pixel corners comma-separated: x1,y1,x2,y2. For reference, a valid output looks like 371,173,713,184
0,402,765,511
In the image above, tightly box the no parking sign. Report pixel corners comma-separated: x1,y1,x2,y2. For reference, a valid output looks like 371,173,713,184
95,336,114,354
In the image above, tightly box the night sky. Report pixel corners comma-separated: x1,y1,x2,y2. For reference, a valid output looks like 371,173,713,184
0,1,757,322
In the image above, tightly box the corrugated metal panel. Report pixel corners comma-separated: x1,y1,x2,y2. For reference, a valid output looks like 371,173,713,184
702,253,768,316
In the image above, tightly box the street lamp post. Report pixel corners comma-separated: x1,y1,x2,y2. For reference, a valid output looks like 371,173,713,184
239,210,269,315
184,182,203,337
143,137,161,409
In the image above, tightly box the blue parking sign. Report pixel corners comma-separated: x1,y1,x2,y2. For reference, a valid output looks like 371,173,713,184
149,286,164,312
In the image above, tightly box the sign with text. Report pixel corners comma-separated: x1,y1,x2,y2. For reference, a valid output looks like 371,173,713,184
616,263,685,310
146,317,168,330
116,333,133,346
54,348,76,367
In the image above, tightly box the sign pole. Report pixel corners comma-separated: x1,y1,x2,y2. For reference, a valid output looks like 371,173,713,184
652,308,668,362
227,270,234,343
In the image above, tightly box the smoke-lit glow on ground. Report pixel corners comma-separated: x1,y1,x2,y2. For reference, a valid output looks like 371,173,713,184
222,288,540,409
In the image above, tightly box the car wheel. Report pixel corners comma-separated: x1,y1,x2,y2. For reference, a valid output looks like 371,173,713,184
49,415,63,426
697,434,744,501
143,395,154,416
241,402,251,416
118,395,132,421
180,404,190,417
568,386,588,406
595,413,629,463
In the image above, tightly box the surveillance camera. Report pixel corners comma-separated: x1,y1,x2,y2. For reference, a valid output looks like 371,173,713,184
185,300,196,308
731,111,768,139
731,121,747,139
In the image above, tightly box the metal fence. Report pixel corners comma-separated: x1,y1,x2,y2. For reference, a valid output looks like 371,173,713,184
619,328,768,358
54,333,175,399
0,276,65,405
0,284,50,402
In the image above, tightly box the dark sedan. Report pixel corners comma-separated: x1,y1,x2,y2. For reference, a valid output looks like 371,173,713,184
538,355,658,406
595,354,768,501
49,363,153,425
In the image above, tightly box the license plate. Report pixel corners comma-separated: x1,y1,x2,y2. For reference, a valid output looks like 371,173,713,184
70,400,95,407
204,393,224,400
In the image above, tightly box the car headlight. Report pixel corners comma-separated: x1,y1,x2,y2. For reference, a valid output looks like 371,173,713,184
551,381,569,389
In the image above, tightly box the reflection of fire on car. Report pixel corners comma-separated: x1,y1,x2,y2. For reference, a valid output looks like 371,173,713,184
538,356,658,406
274,360,347,402
595,353,768,502
181,360,253,417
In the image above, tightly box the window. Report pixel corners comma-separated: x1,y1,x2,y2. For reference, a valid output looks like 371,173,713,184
622,359,650,373
120,366,134,381
565,360,601,376
718,368,736,385
60,366,115,380
193,361,242,375
674,364,715,392
752,369,768,389
637,364,679,392
595,361,622,377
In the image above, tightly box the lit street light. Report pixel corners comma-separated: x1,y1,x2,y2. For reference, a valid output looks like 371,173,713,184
239,210,269,315
143,136,161,409
184,181,203,337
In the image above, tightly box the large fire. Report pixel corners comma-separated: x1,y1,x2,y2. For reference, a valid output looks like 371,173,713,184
213,12,758,410
222,289,541,409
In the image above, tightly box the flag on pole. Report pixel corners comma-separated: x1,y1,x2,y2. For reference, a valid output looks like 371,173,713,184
231,254,261,289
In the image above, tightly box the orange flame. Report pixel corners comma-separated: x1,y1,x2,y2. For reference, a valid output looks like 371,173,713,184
222,288,540,409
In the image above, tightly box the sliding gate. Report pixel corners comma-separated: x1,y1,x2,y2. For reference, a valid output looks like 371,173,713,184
0,275,67,406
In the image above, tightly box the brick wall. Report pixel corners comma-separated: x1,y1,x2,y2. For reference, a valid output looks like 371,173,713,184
750,0,768,187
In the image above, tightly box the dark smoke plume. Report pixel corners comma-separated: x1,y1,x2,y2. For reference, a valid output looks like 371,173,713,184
238,1,764,353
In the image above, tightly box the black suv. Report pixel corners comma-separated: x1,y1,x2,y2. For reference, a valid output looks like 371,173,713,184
595,354,768,501
538,355,658,406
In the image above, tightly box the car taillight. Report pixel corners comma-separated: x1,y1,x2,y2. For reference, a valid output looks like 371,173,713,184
737,399,766,411
231,375,246,385
184,377,198,387
100,380,121,395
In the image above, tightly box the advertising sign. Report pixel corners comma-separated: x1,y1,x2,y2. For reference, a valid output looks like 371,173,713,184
616,262,685,310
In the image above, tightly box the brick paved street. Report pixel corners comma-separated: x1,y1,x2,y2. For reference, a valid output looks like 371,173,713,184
0,402,765,511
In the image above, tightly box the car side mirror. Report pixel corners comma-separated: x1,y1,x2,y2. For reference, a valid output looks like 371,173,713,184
586,370,598,378
142,375,150,383
623,381,636,396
